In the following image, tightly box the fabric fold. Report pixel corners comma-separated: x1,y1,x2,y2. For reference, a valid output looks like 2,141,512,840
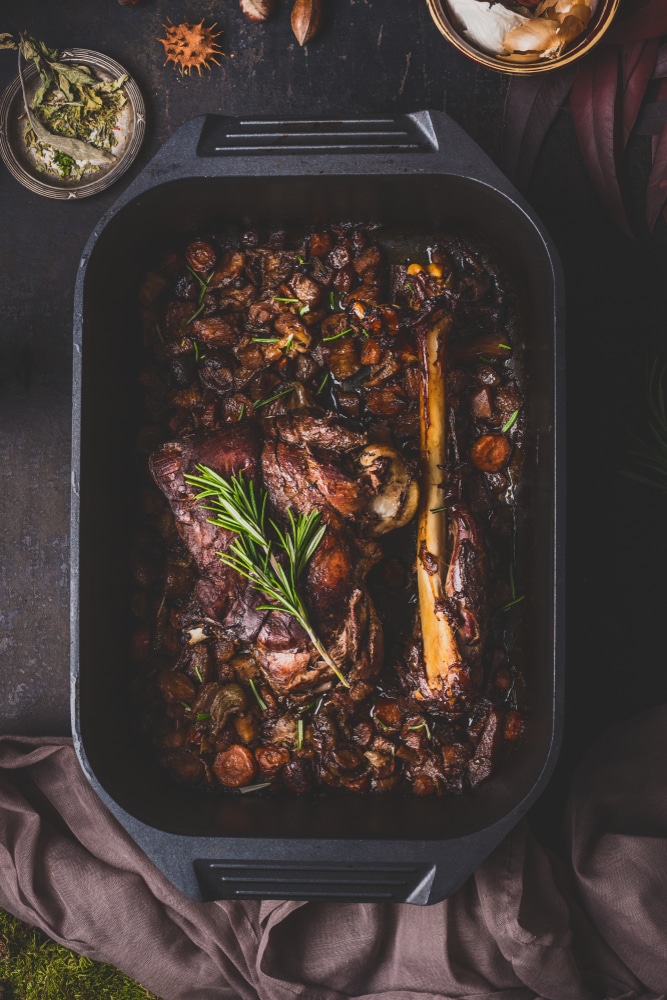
0,705,665,1000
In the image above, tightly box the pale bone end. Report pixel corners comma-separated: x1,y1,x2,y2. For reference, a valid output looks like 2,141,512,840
416,312,465,697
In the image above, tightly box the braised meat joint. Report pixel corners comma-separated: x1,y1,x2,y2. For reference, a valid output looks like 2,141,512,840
132,225,525,797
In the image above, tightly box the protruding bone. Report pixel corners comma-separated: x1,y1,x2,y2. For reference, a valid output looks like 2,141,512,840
416,313,466,695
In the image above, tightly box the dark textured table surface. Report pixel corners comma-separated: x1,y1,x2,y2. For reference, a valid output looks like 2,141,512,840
1,0,666,842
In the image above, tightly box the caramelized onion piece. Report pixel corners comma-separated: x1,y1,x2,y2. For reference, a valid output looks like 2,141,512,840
470,434,511,472
213,744,257,787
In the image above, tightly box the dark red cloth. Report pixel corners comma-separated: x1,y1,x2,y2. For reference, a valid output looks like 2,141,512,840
1,707,666,1000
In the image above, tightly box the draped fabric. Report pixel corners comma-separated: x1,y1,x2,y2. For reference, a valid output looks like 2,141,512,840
1,706,666,1000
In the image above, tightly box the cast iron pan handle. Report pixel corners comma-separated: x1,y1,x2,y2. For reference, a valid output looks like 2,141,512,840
112,111,522,202
193,858,437,903
196,113,438,156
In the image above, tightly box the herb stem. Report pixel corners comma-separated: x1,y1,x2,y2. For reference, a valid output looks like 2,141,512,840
248,677,267,711
184,468,349,688
322,327,352,343
502,409,519,433
253,386,295,410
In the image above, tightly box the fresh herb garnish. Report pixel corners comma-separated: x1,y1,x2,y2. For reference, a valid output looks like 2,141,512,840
272,296,300,304
316,372,329,395
239,782,272,794
407,719,432,740
253,386,295,410
322,327,352,343
193,339,201,362
296,717,304,750
479,357,494,364
183,467,349,687
375,717,391,733
498,343,512,350
502,595,525,611
299,304,310,316
252,337,280,343
296,254,305,264
180,268,213,333
193,664,204,684
196,712,211,722
430,506,446,513
502,409,519,433
248,677,267,711
329,291,336,309
237,403,245,422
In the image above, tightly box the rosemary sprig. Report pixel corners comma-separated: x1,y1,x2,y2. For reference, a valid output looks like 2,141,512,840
183,467,350,687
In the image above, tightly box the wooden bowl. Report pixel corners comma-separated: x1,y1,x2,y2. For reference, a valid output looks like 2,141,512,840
426,0,620,75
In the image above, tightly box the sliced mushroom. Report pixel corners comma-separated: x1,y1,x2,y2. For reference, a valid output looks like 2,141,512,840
357,443,419,537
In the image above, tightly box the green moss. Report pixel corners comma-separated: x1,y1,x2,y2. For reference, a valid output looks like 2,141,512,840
0,908,162,1000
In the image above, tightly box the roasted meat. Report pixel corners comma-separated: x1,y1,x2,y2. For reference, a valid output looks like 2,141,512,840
134,224,525,796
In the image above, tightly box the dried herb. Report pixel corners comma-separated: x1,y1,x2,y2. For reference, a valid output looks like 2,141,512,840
5,33,128,179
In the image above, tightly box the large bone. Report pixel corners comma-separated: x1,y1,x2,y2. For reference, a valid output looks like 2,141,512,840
416,313,467,697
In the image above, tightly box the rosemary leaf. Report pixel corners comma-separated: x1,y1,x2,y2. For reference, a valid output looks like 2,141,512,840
184,467,349,687
502,409,519,433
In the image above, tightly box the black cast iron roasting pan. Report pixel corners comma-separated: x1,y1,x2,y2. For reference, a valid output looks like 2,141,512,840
71,111,565,905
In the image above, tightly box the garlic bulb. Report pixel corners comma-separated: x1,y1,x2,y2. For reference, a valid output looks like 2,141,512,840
446,0,530,55
446,0,597,61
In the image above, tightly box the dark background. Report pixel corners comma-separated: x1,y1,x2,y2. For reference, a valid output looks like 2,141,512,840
1,0,665,847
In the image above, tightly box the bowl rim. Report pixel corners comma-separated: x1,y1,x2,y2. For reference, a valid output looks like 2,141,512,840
0,47,145,199
426,0,621,75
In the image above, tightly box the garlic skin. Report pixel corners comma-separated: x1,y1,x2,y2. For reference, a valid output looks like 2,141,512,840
446,0,530,55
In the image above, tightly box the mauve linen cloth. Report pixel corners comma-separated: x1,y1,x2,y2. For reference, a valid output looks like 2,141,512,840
1,706,666,1000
